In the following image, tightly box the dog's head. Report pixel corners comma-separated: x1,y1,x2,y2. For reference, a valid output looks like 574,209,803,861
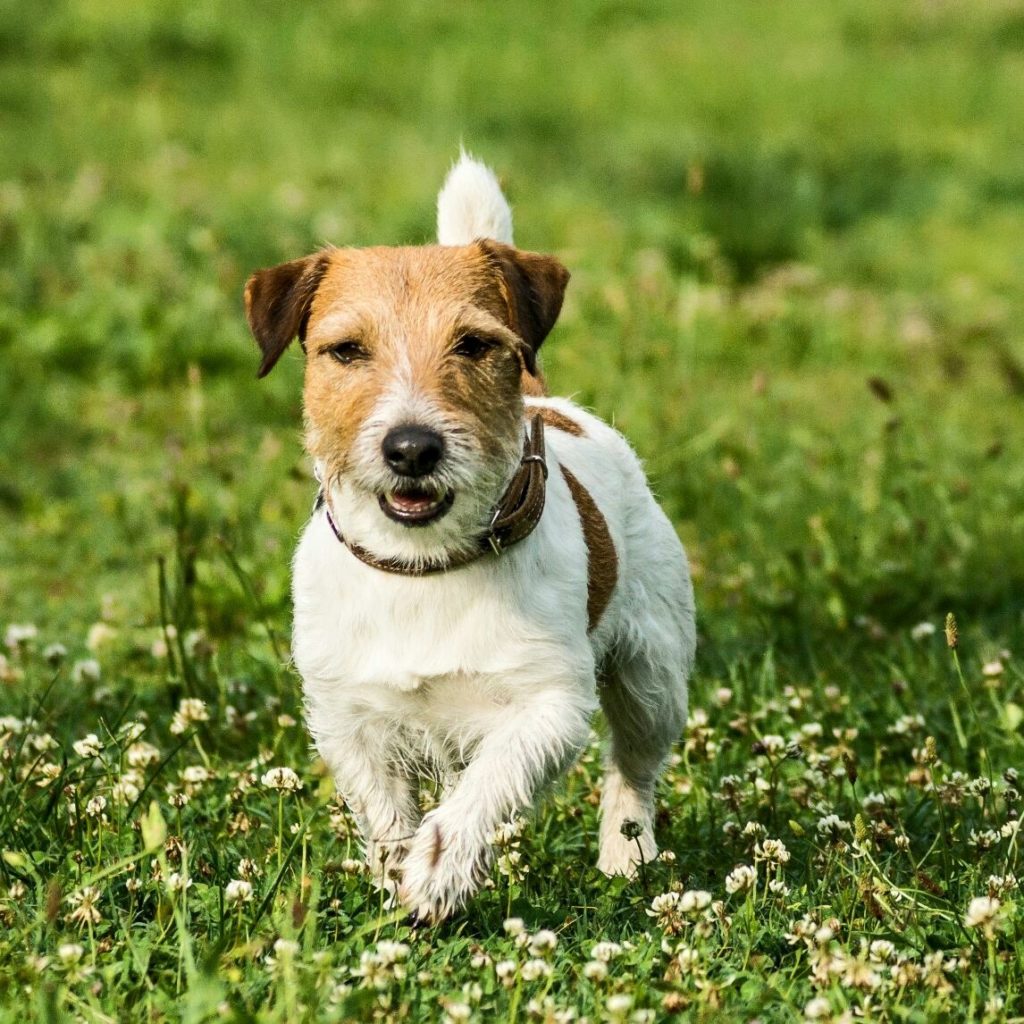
245,241,568,564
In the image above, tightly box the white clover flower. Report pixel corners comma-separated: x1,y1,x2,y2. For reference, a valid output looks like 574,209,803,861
816,814,852,839
165,871,192,895
754,838,791,864
590,941,622,962
71,659,101,684
649,892,680,915
982,660,1004,678
112,771,142,804
170,698,209,735
65,886,102,927
260,766,303,792
582,960,608,982
489,819,523,846
443,1003,472,1024
759,734,786,755
804,997,832,1020
911,621,936,641
673,946,700,974
679,889,712,914
72,734,103,758
0,715,24,735
725,864,756,894
868,940,896,963
85,795,107,818
376,941,409,963
606,993,632,1016
57,943,84,964
43,643,67,665
126,741,161,769
225,879,254,905
502,917,525,937
273,938,299,958
4,623,38,650
86,623,118,652
494,960,517,987
340,858,364,875
238,858,262,879
964,896,1001,932
520,959,552,981
528,929,558,956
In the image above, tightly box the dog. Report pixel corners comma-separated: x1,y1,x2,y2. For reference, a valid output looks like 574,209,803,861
244,154,696,920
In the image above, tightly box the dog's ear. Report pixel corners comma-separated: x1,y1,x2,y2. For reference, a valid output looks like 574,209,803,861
244,251,330,378
478,239,570,374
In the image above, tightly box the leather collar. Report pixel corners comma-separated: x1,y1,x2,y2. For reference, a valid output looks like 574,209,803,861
315,414,548,576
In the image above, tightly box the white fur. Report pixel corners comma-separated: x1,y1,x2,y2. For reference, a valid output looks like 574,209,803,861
292,165,695,919
437,151,514,246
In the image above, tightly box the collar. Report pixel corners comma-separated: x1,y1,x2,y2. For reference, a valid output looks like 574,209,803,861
315,414,548,576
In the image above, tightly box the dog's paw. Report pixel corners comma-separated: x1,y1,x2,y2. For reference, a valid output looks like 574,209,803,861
398,813,490,922
597,822,658,878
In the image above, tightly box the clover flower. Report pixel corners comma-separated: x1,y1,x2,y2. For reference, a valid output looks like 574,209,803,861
65,886,102,928
4,623,38,650
964,896,1002,937
260,766,303,792
725,864,756,895
590,941,622,962
494,960,517,988
520,958,552,981
753,838,791,865
528,929,558,956
225,879,254,905
71,659,101,684
170,698,209,735
72,734,103,758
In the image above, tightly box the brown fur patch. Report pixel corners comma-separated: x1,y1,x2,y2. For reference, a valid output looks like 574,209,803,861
559,465,617,631
537,407,584,437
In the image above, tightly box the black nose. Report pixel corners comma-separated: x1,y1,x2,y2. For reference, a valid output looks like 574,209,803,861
382,425,444,478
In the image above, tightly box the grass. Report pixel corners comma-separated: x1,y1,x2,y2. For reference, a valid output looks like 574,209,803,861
2,0,1024,1020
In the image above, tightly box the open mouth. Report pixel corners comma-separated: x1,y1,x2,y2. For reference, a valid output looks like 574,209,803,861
379,486,455,527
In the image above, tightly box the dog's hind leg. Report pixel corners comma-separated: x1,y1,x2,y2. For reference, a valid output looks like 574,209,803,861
596,650,688,876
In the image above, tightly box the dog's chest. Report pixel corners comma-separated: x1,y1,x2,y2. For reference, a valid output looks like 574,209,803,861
291,518,560,692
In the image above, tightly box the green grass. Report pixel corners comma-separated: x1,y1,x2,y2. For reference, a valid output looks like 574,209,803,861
2,0,1024,1020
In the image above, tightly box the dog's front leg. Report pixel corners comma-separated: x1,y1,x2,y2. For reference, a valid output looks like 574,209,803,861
399,690,591,920
320,726,420,895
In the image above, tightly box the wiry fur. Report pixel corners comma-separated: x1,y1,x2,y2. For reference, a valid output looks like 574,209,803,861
249,158,696,921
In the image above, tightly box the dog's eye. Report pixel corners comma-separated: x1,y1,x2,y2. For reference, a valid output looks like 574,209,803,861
452,334,497,360
327,340,369,365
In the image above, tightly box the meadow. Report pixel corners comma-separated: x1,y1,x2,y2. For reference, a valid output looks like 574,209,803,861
2,0,1024,1020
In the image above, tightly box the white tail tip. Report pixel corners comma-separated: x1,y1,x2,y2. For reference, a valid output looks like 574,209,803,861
436,152,514,246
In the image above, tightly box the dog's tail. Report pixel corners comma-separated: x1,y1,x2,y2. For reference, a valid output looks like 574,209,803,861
436,151,514,246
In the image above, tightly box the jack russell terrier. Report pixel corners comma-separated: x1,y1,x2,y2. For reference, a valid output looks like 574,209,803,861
244,155,696,920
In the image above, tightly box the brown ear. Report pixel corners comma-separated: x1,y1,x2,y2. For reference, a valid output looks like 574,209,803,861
478,239,570,375
244,251,330,378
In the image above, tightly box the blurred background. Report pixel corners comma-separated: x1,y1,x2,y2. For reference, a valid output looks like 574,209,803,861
2,0,1022,660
